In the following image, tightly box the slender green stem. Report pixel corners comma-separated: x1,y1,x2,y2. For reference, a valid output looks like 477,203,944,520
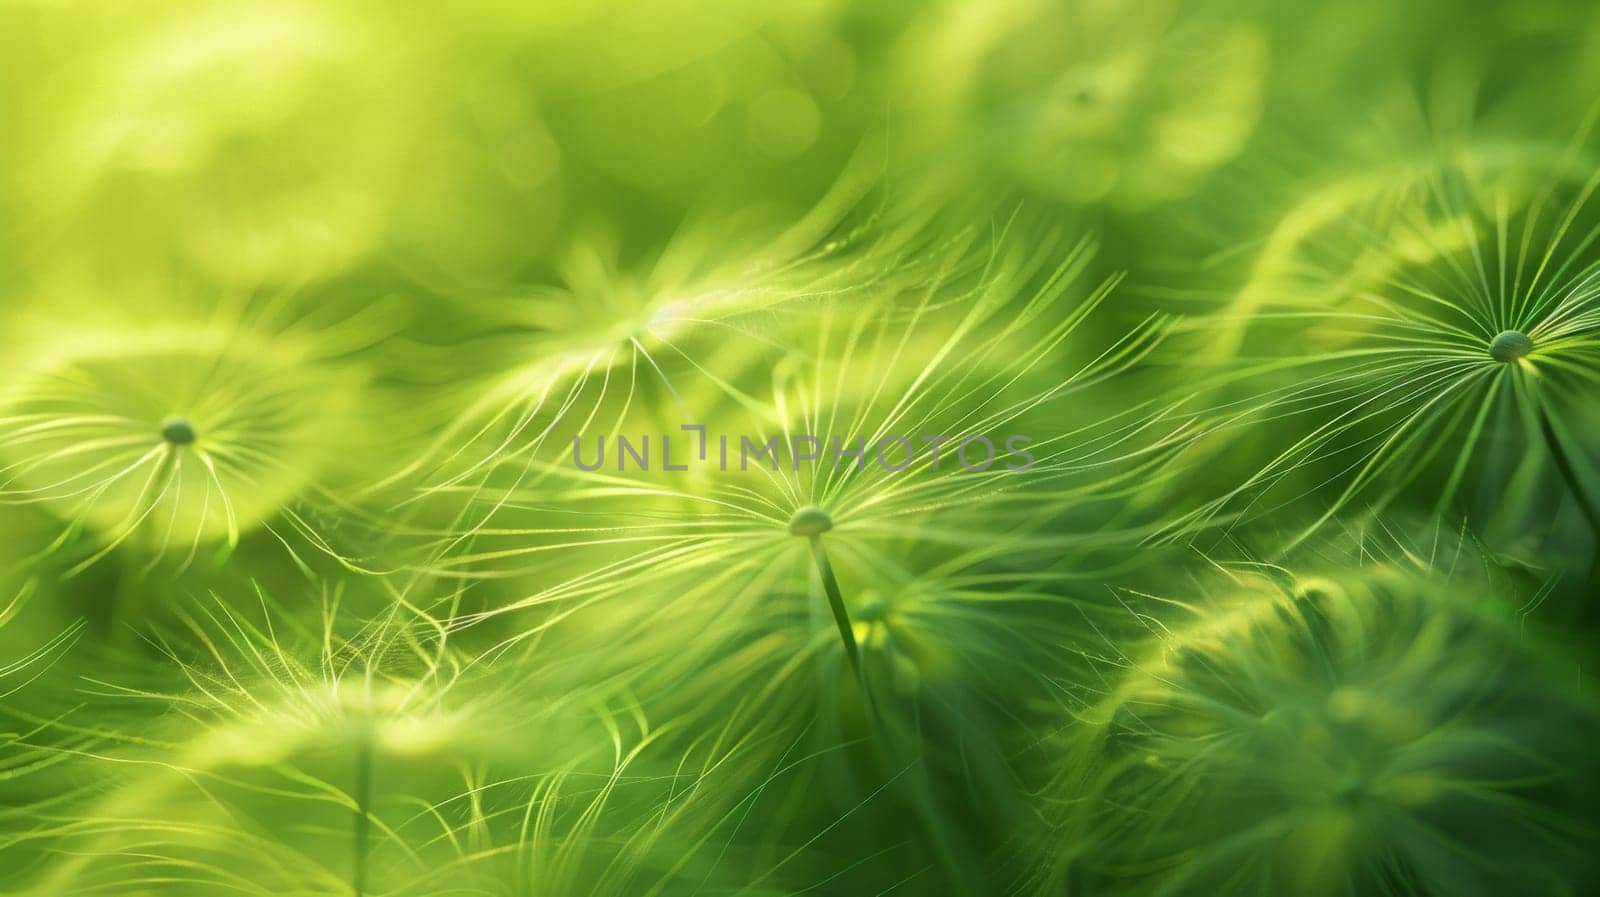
1537,407,1600,592
1539,410,1600,535
806,534,862,680
803,532,983,896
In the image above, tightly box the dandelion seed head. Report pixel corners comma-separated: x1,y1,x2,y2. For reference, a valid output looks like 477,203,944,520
0,325,369,562
402,160,916,488
1177,146,1600,549
432,224,1167,663
14,590,734,897
1047,562,1599,896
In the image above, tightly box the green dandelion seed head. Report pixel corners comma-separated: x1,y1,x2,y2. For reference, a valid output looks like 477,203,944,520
1048,565,1599,897
1183,148,1600,547
14,600,705,897
0,326,369,556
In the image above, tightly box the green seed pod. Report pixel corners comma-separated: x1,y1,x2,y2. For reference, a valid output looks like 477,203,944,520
787,505,835,536
1488,329,1534,363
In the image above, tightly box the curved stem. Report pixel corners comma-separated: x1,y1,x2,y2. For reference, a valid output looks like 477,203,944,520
1537,407,1600,591
1539,414,1600,532
806,534,862,680
803,534,984,896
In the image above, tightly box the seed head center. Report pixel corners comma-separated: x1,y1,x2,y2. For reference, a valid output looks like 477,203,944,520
787,505,834,537
161,415,198,446
1488,330,1533,363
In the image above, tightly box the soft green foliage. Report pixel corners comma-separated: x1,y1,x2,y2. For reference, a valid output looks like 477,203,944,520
1,1,1598,896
